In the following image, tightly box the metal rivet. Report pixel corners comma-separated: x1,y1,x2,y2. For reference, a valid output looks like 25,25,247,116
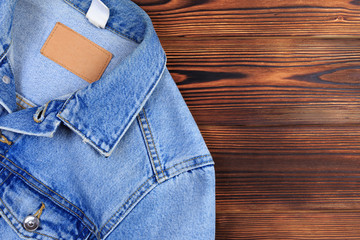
23,215,40,232
2,75,10,84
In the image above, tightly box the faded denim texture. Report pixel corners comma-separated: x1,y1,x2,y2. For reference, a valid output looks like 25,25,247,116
0,0,215,239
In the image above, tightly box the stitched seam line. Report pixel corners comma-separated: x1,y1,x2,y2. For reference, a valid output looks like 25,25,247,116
0,156,87,221
137,115,160,181
57,114,104,153
62,0,140,43
103,180,157,238
161,155,213,177
0,173,59,240
0,134,24,163
0,173,89,240
7,56,15,79
99,175,154,234
16,102,26,109
0,44,10,62
57,94,108,155
100,157,214,237
0,196,58,239
142,108,165,180
16,95,35,108
78,224,89,240
0,154,96,233
0,160,93,230
41,23,111,82
168,161,214,177
106,26,139,44
16,96,34,107
102,178,157,238
3,135,23,157
165,154,212,173
56,48,166,157
0,208,33,239
62,0,85,15
0,162,93,233
41,22,110,81
0,172,12,188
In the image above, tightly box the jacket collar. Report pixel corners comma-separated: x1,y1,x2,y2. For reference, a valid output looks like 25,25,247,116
0,0,166,157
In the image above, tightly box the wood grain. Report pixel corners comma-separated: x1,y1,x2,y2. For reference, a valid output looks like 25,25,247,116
204,125,360,211
217,212,360,239
164,38,360,126
135,0,360,239
135,0,360,38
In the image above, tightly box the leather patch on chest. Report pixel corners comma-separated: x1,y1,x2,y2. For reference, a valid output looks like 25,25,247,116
40,22,112,83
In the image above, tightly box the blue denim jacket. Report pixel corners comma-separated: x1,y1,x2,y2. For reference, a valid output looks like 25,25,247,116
0,0,215,239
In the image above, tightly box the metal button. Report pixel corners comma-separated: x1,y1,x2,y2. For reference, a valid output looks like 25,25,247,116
2,75,10,84
23,215,40,232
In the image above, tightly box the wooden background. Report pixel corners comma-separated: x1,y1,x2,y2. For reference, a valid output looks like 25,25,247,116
134,0,360,239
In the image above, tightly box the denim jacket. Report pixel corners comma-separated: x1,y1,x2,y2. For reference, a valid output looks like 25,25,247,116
0,0,215,239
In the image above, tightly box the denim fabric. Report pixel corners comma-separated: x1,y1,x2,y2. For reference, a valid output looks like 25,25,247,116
0,0,215,239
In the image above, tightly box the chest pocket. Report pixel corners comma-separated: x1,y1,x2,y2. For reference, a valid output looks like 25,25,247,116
0,167,92,240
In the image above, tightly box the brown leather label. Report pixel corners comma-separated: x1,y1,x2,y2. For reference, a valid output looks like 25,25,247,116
40,22,112,83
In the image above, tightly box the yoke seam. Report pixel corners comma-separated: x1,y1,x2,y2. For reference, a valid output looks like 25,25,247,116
99,154,214,238
165,154,212,172
99,176,156,237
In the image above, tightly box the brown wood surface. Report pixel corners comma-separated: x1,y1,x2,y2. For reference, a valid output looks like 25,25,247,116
135,0,360,239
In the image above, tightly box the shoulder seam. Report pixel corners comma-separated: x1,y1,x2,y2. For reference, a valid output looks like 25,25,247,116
163,154,214,179
101,154,214,239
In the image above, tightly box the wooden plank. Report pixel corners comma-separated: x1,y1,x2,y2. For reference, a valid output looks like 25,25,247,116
136,0,360,38
208,125,360,238
216,169,360,211
160,38,360,125
134,1,360,239
217,212,360,239
201,125,360,157
201,125,360,211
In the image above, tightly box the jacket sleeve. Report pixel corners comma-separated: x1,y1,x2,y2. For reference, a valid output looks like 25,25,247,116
105,165,216,240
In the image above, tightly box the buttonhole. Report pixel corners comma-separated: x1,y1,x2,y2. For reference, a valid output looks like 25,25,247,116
0,130,12,145
33,107,45,123
33,101,50,123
